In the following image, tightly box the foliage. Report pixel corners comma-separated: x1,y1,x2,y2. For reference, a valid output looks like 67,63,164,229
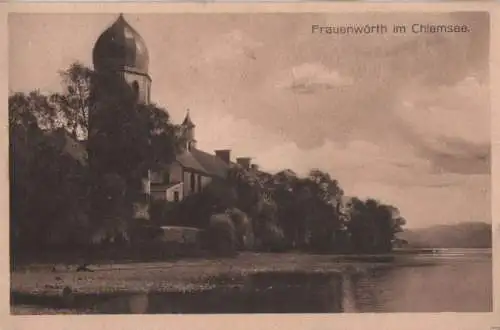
9,116,90,248
87,67,182,244
346,198,406,254
258,222,286,252
205,213,238,256
52,62,93,138
226,208,254,250
150,199,179,226
10,62,181,251
209,165,405,254
10,61,408,258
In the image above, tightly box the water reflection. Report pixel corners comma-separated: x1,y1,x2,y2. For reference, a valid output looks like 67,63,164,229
351,259,492,312
94,272,345,314
90,255,491,313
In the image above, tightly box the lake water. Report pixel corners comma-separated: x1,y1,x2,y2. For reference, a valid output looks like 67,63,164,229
345,249,492,312
89,249,492,313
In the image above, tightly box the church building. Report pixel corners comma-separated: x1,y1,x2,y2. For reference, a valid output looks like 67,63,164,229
91,14,255,210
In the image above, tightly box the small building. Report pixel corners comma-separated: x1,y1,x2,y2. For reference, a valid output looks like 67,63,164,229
149,111,234,202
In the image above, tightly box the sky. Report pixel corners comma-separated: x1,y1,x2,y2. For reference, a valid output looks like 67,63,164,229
9,12,490,228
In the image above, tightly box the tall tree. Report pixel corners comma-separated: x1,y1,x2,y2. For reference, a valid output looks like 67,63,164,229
346,198,407,254
270,169,346,251
88,68,183,243
9,91,58,131
297,170,345,251
51,62,93,139
271,169,302,248
9,93,89,250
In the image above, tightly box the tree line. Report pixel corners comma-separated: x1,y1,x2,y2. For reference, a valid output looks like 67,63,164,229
181,164,406,255
9,62,407,260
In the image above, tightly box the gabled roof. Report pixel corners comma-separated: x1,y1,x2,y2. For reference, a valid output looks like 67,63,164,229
176,151,207,174
175,147,230,179
191,148,229,179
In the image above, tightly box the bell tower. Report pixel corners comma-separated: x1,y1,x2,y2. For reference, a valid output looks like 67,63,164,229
182,109,196,151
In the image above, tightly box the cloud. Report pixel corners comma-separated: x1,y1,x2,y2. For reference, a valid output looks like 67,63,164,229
193,112,287,159
274,62,353,94
195,112,430,185
418,138,490,175
193,112,489,228
394,75,490,175
194,30,263,64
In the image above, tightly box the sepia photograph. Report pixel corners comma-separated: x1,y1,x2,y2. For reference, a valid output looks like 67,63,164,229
8,10,492,314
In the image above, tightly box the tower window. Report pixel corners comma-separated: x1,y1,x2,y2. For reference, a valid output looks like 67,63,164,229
132,81,140,100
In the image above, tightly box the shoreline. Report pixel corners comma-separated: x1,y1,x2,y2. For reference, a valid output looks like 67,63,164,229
10,251,491,314
10,253,382,314
12,253,406,297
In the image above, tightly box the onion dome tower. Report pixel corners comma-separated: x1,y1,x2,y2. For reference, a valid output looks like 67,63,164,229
92,14,151,105
91,14,152,222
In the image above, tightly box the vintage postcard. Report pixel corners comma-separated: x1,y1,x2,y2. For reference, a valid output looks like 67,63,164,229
3,2,500,330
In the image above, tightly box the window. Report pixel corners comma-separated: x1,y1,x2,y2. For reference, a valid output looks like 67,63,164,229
163,170,170,183
190,172,196,193
132,81,140,101
197,175,202,192
174,191,180,202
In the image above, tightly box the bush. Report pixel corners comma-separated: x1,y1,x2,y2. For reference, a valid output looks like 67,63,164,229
259,222,286,252
226,208,254,250
205,213,237,256
150,200,178,225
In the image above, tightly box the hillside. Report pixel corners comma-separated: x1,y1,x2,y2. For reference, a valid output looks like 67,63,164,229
397,222,492,248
